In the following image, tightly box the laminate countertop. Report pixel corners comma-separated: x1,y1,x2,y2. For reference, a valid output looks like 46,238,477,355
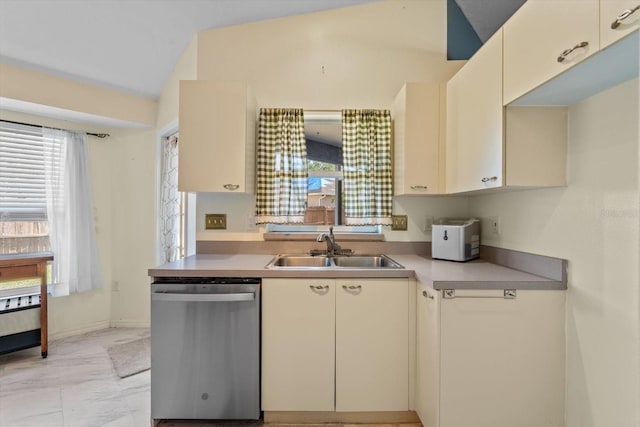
149,253,566,290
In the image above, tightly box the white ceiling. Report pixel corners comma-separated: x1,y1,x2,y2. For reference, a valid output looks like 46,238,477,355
0,0,377,100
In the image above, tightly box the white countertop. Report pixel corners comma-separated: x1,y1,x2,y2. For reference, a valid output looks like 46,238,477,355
149,253,564,290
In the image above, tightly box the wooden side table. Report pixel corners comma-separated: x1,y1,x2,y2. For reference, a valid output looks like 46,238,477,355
0,253,53,358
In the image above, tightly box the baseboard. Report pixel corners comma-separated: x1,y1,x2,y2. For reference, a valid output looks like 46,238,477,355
109,320,150,328
49,320,110,340
264,410,420,424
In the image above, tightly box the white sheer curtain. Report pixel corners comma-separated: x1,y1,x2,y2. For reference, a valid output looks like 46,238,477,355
43,128,102,296
159,134,181,263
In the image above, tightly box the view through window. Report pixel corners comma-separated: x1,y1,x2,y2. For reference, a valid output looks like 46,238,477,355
267,112,378,233
0,121,53,296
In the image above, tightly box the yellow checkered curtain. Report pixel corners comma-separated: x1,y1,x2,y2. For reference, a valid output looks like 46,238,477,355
342,109,393,225
255,108,308,224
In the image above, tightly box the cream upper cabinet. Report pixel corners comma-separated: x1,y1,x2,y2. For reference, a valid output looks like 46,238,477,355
601,0,640,48
446,30,504,193
446,28,568,194
392,82,441,195
503,0,600,104
335,278,409,412
261,278,335,411
439,289,565,427
178,80,255,193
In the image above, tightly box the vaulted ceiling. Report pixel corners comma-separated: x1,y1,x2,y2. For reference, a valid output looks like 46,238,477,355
0,0,377,100
0,0,527,103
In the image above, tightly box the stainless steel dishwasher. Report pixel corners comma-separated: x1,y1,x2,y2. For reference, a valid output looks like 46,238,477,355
150,277,260,420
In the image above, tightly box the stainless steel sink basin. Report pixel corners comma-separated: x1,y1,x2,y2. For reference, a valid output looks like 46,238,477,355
269,255,333,268
265,254,403,269
331,255,402,268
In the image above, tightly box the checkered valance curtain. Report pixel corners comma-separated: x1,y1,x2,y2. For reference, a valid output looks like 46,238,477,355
342,109,393,225
256,108,308,224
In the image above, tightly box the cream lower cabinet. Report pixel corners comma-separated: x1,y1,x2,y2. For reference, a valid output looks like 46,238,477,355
416,283,566,427
261,278,335,411
262,277,409,413
335,278,409,411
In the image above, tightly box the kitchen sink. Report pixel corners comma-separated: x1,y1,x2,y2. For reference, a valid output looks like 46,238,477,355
269,255,334,268
331,255,401,268
265,254,404,269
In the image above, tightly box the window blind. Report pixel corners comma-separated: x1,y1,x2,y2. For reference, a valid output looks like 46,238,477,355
0,121,61,221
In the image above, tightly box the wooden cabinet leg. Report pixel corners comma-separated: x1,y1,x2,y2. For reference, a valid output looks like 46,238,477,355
39,263,48,359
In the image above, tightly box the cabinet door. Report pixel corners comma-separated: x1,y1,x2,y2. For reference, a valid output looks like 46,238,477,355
601,0,640,48
439,290,565,427
415,283,440,427
393,83,441,195
503,0,599,104
446,30,504,193
261,278,335,411
335,278,409,412
178,80,249,193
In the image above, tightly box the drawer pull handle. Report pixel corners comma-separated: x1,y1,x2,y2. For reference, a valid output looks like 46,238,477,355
481,176,498,183
309,285,329,291
223,184,240,191
557,41,589,63
442,289,517,299
611,5,640,29
422,290,434,299
342,285,362,291
410,185,428,191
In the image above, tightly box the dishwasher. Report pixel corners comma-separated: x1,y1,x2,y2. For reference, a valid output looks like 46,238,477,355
150,277,260,420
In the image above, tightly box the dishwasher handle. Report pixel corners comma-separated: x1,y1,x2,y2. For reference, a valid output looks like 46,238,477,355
151,291,255,303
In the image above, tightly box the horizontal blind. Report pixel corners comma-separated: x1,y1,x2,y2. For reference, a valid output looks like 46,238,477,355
0,121,61,221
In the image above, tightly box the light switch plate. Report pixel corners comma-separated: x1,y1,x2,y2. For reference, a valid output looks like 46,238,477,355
205,214,227,230
391,215,408,231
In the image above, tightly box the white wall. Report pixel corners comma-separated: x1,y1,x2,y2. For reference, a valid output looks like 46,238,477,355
107,128,157,327
469,79,640,427
191,0,466,241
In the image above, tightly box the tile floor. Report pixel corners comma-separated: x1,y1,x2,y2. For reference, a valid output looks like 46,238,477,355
0,328,422,427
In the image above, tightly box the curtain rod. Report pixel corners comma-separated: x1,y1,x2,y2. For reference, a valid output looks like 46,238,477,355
0,119,110,139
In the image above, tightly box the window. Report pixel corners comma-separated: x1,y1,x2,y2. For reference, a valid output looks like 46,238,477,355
266,112,379,234
0,120,102,296
0,121,53,296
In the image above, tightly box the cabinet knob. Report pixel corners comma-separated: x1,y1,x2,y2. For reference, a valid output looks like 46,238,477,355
481,176,498,183
557,41,589,63
422,290,434,299
342,285,362,291
611,6,640,29
410,185,428,191
309,285,329,291
223,184,240,191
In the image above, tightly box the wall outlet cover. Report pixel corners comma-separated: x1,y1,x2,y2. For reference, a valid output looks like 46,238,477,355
392,215,408,231
205,213,227,230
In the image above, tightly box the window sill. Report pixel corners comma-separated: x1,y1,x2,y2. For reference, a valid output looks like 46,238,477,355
263,232,385,242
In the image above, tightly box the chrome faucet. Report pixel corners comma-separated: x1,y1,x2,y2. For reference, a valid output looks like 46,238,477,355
316,226,341,256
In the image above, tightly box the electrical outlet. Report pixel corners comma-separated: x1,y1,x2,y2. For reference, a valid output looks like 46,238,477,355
391,215,408,231
205,213,227,230
424,216,434,232
489,216,500,234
